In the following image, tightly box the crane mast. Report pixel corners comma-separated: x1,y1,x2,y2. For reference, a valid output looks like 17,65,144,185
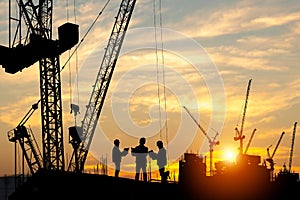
11,0,64,171
67,0,137,173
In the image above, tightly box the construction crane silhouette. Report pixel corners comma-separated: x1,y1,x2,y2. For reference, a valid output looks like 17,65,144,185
234,79,252,155
182,106,220,176
67,0,137,173
277,122,299,183
244,128,257,154
288,122,297,173
266,131,285,179
7,101,43,174
1,0,79,173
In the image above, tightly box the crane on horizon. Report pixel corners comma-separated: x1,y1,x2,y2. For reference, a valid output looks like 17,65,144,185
234,79,252,155
182,106,220,176
266,131,285,180
288,122,297,173
244,128,257,154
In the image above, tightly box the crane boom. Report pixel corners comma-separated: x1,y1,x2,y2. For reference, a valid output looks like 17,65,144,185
288,122,297,172
266,131,285,173
271,131,285,159
244,128,257,154
183,106,211,142
234,79,252,154
67,0,137,173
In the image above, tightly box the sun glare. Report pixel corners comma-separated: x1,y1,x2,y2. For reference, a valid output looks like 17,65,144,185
224,149,236,162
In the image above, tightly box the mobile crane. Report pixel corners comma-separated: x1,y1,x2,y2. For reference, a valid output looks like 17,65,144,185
67,0,137,173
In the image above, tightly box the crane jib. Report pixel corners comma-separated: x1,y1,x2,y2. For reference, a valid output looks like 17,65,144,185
67,0,137,173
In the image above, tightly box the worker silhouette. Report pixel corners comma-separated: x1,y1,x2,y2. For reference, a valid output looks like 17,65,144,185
112,139,129,178
149,140,168,183
131,137,149,182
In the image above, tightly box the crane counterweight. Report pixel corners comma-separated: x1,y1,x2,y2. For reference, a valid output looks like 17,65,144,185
1,22,79,74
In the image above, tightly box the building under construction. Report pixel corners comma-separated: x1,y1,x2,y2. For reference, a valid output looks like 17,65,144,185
5,151,300,200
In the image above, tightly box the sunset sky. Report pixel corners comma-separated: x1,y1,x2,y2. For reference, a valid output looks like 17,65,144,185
0,0,300,180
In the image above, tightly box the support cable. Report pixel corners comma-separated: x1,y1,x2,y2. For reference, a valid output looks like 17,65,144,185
66,0,74,114
153,0,169,170
67,0,80,124
153,0,162,139
158,0,169,168
61,0,111,72
74,0,80,106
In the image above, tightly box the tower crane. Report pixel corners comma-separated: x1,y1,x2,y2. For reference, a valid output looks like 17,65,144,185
277,122,299,183
7,101,43,175
266,131,285,178
244,128,257,154
2,0,79,172
182,106,220,176
288,122,297,173
67,0,137,173
234,79,252,154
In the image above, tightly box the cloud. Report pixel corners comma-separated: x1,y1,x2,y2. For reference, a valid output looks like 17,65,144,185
208,47,288,71
178,1,300,38
245,12,300,29
0,95,41,128
0,1,8,44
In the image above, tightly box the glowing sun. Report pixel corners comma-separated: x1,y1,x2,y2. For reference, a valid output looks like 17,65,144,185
224,149,236,161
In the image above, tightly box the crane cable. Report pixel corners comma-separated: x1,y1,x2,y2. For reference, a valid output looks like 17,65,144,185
153,0,162,138
66,0,72,111
61,0,111,72
153,0,170,168
66,0,80,124
159,0,170,169
62,0,111,123
74,0,80,107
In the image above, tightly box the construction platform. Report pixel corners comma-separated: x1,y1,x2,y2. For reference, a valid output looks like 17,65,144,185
8,168,300,200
